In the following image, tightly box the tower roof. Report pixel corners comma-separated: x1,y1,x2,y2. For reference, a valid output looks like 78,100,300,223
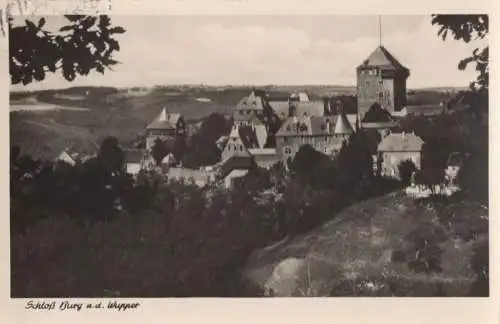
334,110,354,135
357,46,409,73
146,108,181,130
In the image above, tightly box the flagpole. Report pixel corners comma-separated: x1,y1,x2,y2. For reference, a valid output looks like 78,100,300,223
378,15,382,46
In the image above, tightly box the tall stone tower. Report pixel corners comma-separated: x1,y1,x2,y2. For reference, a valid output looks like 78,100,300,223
356,45,410,121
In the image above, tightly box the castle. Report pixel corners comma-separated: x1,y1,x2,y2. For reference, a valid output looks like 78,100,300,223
128,44,427,186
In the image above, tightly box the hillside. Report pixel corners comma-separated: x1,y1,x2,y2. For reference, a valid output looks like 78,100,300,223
10,87,240,160
10,85,464,161
242,192,487,297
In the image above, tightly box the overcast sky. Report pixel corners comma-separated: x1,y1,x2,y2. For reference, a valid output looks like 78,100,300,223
11,15,486,91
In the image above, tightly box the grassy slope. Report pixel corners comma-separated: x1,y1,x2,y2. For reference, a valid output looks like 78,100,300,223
9,87,243,160
243,191,486,297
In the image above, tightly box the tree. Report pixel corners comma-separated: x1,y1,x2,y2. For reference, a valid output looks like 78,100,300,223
398,159,417,187
431,15,488,91
171,136,188,161
98,136,125,176
151,138,170,166
457,150,488,204
336,131,374,187
8,15,125,85
419,137,446,192
182,113,232,168
289,144,335,189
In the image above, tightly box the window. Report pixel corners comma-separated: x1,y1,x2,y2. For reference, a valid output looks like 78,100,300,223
284,147,292,155
320,124,326,131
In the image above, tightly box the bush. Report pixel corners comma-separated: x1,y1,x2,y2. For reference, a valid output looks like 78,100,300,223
398,159,417,187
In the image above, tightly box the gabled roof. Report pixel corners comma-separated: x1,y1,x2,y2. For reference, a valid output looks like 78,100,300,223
254,124,268,148
362,102,395,123
238,126,260,150
146,108,181,130
378,132,424,152
270,101,325,119
235,91,266,112
228,124,268,150
357,46,409,73
276,115,355,137
227,137,252,158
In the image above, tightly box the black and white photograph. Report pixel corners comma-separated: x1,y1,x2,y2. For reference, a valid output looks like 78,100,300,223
8,11,489,298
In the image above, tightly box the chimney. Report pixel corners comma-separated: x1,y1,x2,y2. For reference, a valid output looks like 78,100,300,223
326,119,331,134
401,131,406,140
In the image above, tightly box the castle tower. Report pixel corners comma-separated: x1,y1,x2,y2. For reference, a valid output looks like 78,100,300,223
356,45,410,121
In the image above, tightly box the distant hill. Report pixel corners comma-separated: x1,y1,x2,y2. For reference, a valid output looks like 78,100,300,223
10,84,468,161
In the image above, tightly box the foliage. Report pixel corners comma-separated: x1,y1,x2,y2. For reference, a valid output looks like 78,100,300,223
335,130,374,187
182,113,232,168
404,221,448,273
289,144,334,188
151,138,169,166
468,240,489,296
398,159,417,187
98,136,125,175
239,167,272,193
431,14,488,91
457,149,488,204
418,136,446,190
9,15,125,85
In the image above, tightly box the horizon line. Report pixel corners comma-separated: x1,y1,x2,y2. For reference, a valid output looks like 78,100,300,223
10,83,470,94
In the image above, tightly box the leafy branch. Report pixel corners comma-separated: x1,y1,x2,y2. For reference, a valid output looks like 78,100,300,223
9,15,125,85
431,14,489,91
